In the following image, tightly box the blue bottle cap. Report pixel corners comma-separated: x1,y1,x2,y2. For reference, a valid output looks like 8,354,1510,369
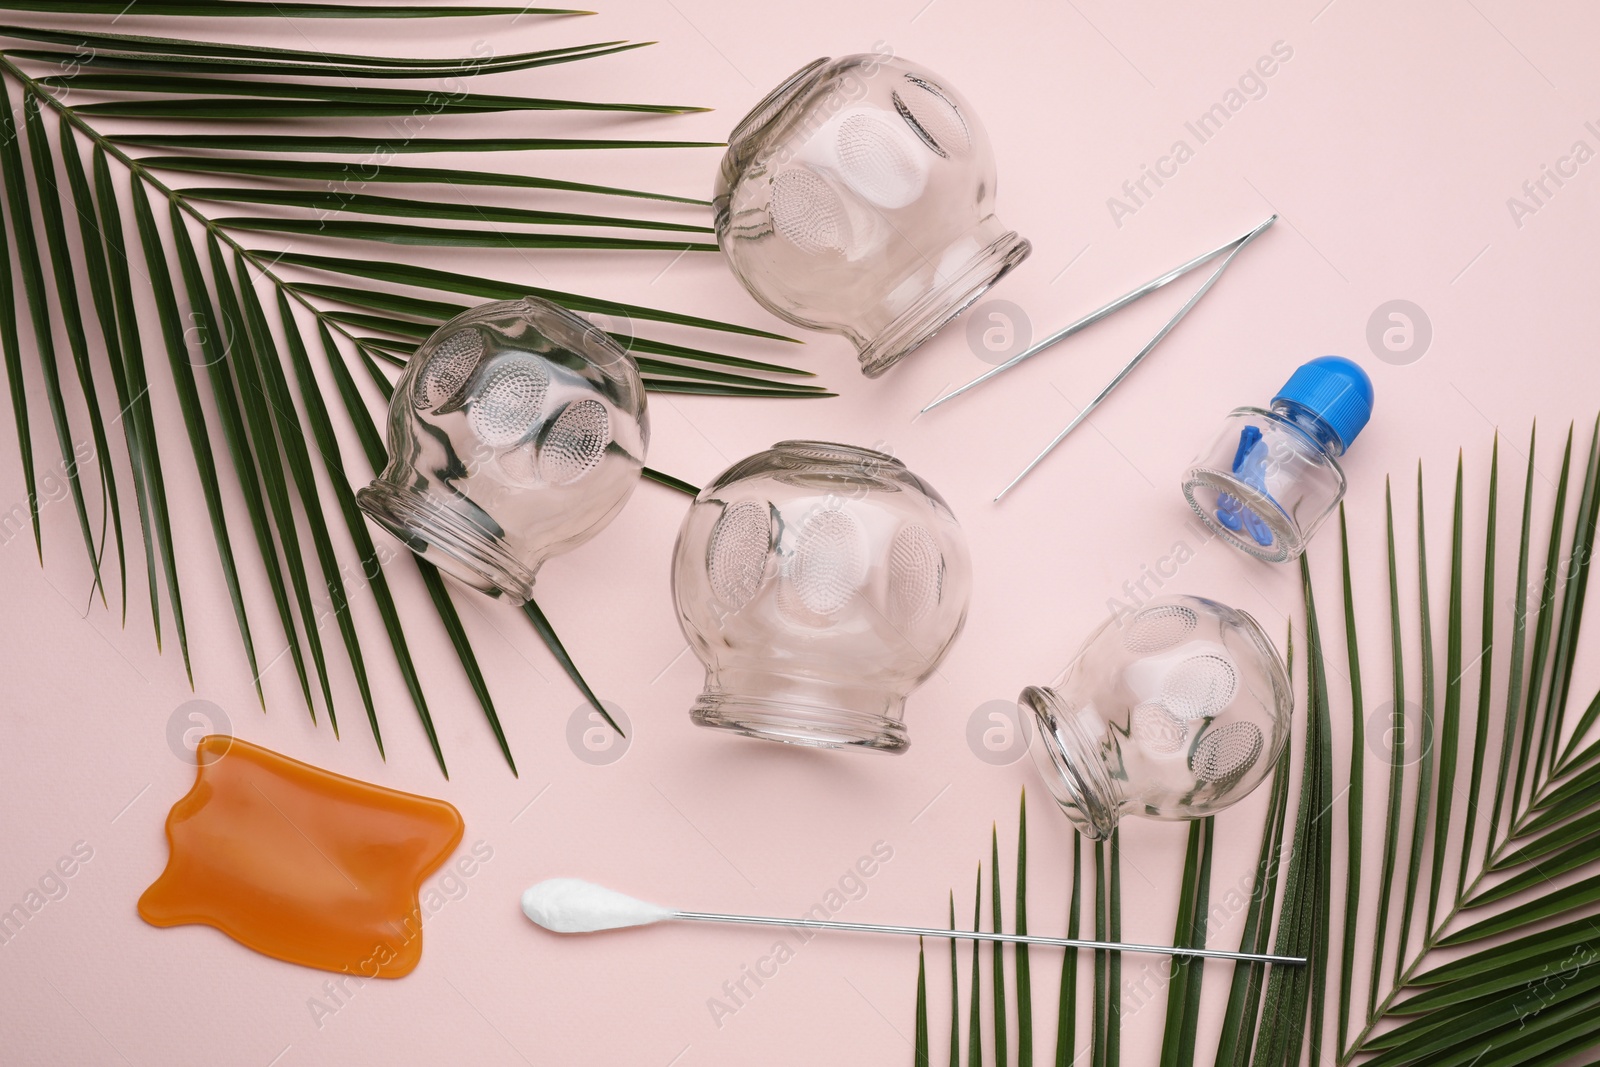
1272,355,1374,451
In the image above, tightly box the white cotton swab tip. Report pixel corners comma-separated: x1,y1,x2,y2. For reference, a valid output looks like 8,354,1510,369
520,878,676,933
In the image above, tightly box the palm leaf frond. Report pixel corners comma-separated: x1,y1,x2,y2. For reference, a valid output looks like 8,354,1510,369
93,145,188,673
1017,796,1034,1067
0,9,817,775
2,25,593,63
0,79,104,596
969,864,983,1067
949,892,961,1067
133,155,710,203
1213,729,1291,1067
125,131,717,151
181,188,714,233
12,39,651,78
0,4,588,19
991,825,1008,1067
1056,834,1082,1067
911,417,1600,1067
264,251,797,341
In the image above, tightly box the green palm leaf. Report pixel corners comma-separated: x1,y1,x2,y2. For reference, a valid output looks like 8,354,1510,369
1545,415,1600,771
261,251,797,340
970,864,983,1067
1056,834,1082,1067
1366,480,1405,1017
23,93,125,613
910,417,1600,1066
0,9,819,775
171,204,320,719
93,146,189,674
0,2,580,14
1017,796,1034,1067
212,217,717,252
130,175,263,703
1482,426,1539,866
1457,438,1498,889
1251,558,1334,1067
1,25,589,63
12,40,651,79
1335,506,1365,1055
0,147,36,558
267,289,383,753
67,75,704,118
1213,727,1292,1067
0,80,105,600
130,155,712,207
62,118,151,631
206,231,335,728
917,938,931,1067
950,892,961,1067
1512,426,1574,821
1158,818,1212,1067
991,825,1008,1066
120,133,719,154
1098,833,1122,1067
181,188,714,233
1392,465,1436,995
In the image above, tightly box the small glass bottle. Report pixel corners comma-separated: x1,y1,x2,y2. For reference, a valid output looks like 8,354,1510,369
1181,356,1374,564
1022,595,1291,840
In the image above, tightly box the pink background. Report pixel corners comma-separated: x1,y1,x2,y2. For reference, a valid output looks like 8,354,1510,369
3,1,1598,1064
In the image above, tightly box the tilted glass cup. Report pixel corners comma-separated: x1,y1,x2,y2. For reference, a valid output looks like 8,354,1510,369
357,297,648,602
714,54,1031,378
672,441,972,752
1022,595,1292,839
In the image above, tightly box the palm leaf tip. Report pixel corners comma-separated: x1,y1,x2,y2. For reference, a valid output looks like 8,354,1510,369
522,597,622,738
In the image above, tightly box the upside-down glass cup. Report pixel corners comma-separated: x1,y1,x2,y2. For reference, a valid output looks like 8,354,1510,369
713,54,1031,378
671,441,972,752
1022,595,1292,840
357,297,648,602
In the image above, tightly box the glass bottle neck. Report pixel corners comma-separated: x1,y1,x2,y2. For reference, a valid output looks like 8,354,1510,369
1269,398,1345,457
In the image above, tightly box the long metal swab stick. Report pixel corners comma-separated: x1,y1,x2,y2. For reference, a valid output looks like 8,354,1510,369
921,215,1276,414
993,213,1277,503
672,910,1303,964
519,878,1304,965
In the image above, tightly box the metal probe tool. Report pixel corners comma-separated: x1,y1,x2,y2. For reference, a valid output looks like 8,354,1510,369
993,215,1276,500
672,908,1304,965
918,215,1277,501
520,878,1306,966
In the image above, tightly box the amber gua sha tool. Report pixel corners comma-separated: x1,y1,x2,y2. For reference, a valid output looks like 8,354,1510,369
138,736,464,977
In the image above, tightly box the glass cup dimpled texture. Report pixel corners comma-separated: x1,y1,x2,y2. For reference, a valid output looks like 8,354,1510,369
1021,595,1292,840
672,441,972,752
713,54,1031,378
357,297,648,602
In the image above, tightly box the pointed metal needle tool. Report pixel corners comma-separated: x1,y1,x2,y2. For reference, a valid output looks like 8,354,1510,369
922,215,1277,414
993,214,1277,503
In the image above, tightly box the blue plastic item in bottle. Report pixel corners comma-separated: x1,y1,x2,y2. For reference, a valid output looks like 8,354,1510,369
1181,356,1374,563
